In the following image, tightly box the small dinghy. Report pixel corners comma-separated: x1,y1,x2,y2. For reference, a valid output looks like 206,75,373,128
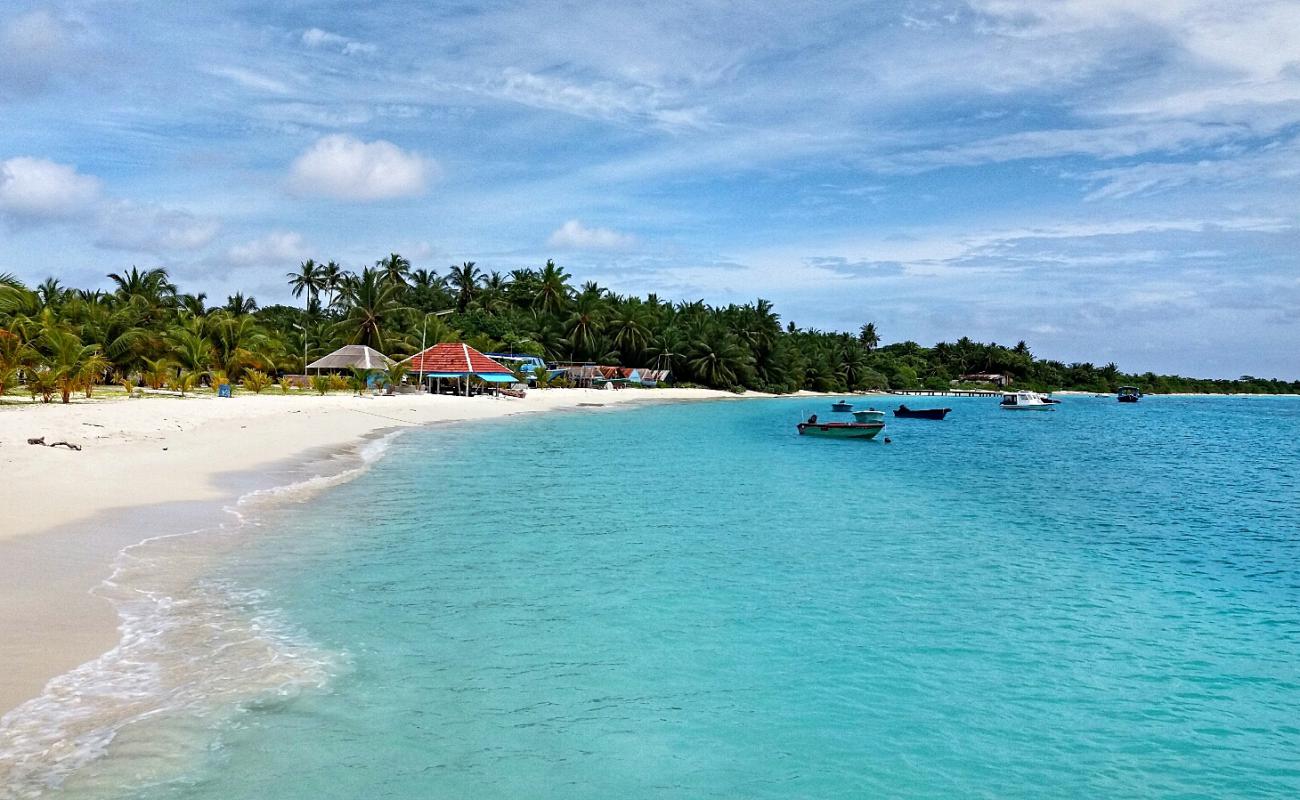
830,400,854,412
893,405,950,420
852,409,886,423
797,414,884,440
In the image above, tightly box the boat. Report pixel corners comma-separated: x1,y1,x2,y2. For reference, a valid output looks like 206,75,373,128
1040,395,1061,404
1000,391,1054,410
893,404,950,420
1117,386,1142,403
852,408,886,423
830,400,854,412
797,416,885,439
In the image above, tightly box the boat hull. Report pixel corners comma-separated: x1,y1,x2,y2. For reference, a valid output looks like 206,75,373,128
1000,404,1053,410
893,407,950,420
852,410,886,423
1118,395,1140,403
830,402,854,412
798,422,885,439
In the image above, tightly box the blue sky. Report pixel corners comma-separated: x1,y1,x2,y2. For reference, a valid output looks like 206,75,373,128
1,1,1297,378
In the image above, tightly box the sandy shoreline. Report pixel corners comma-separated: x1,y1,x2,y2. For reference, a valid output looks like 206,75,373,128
0,388,753,717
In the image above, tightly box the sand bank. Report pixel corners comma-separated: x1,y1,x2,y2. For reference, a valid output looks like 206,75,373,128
0,388,746,715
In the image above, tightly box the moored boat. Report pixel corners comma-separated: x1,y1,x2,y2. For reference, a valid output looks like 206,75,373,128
797,415,884,439
830,400,854,412
1118,386,1142,403
852,408,886,423
1000,391,1054,410
894,405,950,420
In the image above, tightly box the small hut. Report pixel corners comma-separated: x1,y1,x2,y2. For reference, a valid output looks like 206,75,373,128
405,342,518,395
305,344,395,374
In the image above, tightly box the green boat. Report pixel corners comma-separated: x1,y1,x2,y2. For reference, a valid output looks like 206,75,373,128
797,416,885,440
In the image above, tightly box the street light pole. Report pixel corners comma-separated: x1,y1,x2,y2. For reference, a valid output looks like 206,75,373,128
292,323,307,374
418,309,455,393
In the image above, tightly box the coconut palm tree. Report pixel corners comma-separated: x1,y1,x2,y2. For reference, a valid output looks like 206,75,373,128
565,292,606,360
377,253,412,287
224,293,258,315
287,259,323,310
858,322,880,352
108,266,176,306
321,261,344,308
448,261,482,312
335,267,408,351
534,260,572,313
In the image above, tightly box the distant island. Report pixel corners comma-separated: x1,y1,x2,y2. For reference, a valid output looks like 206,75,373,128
2,255,1297,401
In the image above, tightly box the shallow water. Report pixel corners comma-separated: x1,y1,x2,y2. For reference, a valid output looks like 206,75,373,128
6,396,1300,798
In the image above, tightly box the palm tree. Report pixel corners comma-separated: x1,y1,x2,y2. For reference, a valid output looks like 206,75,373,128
377,253,412,288
535,260,572,313
209,312,273,380
608,302,651,362
224,293,258,315
40,327,107,404
178,292,208,317
565,292,606,360
287,259,323,311
448,261,483,312
108,266,176,306
858,322,879,352
335,267,408,350
685,326,754,389
321,261,344,308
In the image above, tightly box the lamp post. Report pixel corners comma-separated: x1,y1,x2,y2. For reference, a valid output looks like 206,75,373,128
418,309,455,392
292,323,308,374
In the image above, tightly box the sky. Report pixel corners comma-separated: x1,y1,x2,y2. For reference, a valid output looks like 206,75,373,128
1,1,1298,378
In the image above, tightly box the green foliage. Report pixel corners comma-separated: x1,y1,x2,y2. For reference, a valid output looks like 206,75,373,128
0,260,1294,402
349,367,374,395
311,375,331,395
243,369,273,393
278,376,293,394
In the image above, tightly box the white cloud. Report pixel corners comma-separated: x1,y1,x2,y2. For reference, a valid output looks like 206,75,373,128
301,27,376,55
205,65,292,94
287,134,435,201
547,219,636,250
0,10,86,98
492,69,707,129
0,156,101,222
226,231,310,266
94,201,220,253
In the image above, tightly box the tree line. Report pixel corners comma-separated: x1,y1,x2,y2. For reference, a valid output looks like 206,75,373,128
1,255,1296,402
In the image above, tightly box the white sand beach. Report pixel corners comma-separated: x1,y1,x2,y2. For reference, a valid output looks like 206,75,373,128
0,388,745,716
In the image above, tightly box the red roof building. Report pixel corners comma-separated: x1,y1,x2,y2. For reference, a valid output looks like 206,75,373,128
405,342,516,381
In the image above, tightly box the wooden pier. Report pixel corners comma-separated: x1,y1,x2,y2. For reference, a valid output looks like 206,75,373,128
888,389,1001,397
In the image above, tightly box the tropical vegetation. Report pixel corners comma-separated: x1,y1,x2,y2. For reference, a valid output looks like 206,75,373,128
0,260,1296,402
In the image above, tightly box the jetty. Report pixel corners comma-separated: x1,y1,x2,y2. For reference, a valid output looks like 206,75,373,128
889,389,1001,397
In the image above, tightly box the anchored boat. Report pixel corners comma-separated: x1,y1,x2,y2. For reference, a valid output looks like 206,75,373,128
1118,386,1142,403
1000,391,1054,410
893,405,950,420
830,400,855,412
852,408,886,423
797,415,885,440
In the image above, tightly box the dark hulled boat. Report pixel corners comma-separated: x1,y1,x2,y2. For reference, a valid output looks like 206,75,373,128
894,404,950,420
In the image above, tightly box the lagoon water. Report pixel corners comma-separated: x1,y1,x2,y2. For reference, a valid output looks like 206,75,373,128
7,395,1300,798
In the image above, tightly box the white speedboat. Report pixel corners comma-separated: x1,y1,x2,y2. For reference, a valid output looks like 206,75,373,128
852,408,886,423
1000,391,1054,410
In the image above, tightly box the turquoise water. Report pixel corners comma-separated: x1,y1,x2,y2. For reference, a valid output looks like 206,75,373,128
19,396,1300,798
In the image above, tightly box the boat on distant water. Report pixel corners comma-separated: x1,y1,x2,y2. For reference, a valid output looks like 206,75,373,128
1118,386,1142,403
894,405,950,420
852,408,886,423
1000,391,1054,410
830,400,854,412
798,415,884,439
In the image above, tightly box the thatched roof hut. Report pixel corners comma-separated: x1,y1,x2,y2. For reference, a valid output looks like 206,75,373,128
306,345,395,372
